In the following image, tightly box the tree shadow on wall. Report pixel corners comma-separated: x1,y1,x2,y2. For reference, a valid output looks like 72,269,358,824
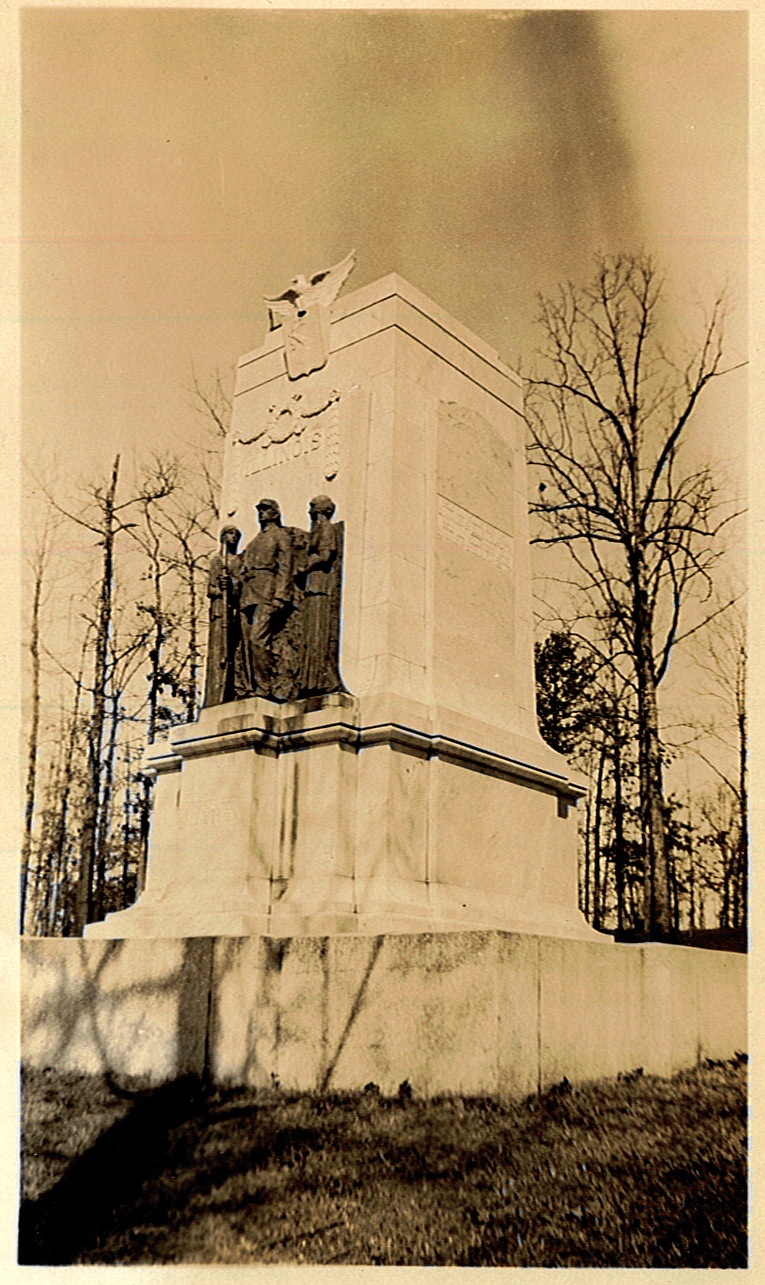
19,935,390,1263
21,936,214,1084
19,935,216,1265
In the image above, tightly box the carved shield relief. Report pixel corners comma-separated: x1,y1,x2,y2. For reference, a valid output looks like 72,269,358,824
282,304,331,379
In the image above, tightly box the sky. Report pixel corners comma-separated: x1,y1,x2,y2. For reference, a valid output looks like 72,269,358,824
21,8,748,499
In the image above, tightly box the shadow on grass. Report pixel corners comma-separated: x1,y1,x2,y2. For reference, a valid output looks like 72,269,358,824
19,1074,331,1266
19,1067,747,1267
19,1075,207,1265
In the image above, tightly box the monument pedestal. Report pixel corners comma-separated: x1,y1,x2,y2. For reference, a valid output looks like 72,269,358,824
87,692,596,941
86,272,596,943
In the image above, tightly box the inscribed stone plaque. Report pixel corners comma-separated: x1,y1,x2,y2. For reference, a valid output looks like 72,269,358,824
225,387,346,527
436,496,514,575
184,796,240,833
434,402,517,727
436,402,515,537
236,390,340,481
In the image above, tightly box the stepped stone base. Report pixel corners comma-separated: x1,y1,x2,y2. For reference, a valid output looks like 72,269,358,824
85,693,597,943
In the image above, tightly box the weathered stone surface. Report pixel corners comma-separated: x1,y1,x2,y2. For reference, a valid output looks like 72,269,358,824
538,937,644,1087
22,933,747,1098
86,694,591,941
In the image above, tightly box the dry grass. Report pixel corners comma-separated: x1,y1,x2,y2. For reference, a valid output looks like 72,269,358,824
20,1058,747,1267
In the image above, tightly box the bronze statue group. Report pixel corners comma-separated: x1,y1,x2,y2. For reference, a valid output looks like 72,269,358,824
204,495,345,707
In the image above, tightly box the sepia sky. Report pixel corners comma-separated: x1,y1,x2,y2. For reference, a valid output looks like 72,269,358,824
21,8,747,499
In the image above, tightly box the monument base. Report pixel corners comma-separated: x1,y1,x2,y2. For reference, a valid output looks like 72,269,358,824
87,900,595,943
23,931,747,1098
86,694,598,942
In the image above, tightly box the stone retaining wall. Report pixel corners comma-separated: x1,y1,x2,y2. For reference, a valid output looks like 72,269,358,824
21,932,747,1097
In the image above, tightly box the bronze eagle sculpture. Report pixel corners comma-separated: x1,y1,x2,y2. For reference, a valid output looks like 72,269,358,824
264,249,356,331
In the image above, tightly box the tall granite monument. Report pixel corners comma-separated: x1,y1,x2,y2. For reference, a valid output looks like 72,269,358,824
87,259,596,941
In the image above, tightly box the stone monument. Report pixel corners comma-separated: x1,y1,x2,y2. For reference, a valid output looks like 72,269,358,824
86,259,597,941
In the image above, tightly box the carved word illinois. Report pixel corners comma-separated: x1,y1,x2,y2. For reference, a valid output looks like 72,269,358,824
235,391,341,478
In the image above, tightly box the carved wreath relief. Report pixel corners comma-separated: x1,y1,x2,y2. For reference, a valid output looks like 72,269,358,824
232,389,342,485
203,496,346,707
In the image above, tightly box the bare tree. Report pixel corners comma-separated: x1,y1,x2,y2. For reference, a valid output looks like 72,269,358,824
129,456,182,889
677,598,747,930
697,786,744,930
535,627,641,933
24,642,88,937
24,376,228,934
43,455,176,932
188,367,231,521
74,456,124,931
527,253,743,937
21,517,54,930
147,478,218,723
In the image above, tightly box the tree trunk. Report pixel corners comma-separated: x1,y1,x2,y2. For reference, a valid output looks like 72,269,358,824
612,721,626,933
184,545,200,723
638,682,671,935
136,502,165,892
41,760,64,934
736,646,747,932
632,565,671,937
75,454,120,934
667,839,680,932
592,738,606,931
687,795,697,932
121,743,133,908
94,691,121,921
582,774,592,920
54,656,86,935
20,545,46,932
688,853,696,932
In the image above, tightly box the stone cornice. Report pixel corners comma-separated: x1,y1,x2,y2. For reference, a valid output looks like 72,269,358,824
235,289,523,417
146,716,585,801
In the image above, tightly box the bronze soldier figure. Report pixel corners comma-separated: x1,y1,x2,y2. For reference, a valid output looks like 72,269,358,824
239,498,294,699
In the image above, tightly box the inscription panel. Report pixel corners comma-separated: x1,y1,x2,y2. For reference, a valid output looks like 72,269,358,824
241,425,324,478
237,390,341,480
183,796,241,832
436,495,514,575
174,791,251,882
437,401,515,537
224,387,346,524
